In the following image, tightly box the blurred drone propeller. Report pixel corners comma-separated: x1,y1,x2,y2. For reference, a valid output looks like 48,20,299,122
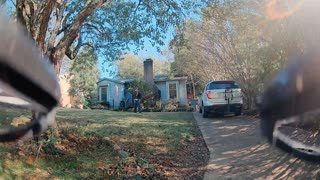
0,16,60,142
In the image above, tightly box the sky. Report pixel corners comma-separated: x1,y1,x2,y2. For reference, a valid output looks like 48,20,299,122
98,33,175,79
3,0,201,79
98,1,204,79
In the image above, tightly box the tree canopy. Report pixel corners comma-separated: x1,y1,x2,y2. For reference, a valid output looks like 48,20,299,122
170,0,320,110
5,0,201,74
69,48,99,108
116,53,170,79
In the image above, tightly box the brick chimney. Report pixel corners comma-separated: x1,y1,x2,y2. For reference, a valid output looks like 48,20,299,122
144,58,154,84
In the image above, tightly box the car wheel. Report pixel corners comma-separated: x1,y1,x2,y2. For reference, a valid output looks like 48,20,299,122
202,106,209,118
235,110,242,116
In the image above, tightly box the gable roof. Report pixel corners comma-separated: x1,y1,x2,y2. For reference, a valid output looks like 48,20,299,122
154,76,188,82
97,78,134,84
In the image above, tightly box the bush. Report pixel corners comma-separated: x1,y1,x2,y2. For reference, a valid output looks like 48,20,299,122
163,99,179,112
128,80,160,108
91,101,110,110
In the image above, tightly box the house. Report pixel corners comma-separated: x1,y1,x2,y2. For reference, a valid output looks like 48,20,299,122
154,75,188,105
59,74,75,108
97,78,126,109
97,59,188,108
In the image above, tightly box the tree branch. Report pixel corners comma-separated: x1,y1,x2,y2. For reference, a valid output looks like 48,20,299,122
46,1,66,54
65,32,96,59
85,23,103,34
57,24,70,35
65,36,82,60
9,0,16,7
36,0,57,51
56,0,110,52
65,41,95,60
58,3,79,36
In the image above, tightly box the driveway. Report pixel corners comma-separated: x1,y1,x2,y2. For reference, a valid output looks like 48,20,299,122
193,112,320,179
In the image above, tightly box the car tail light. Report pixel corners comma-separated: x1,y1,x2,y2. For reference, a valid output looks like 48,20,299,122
233,90,242,98
206,91,213,99
206,91,218,99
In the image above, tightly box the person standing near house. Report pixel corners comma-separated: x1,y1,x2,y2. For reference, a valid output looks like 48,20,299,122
134,89,142,113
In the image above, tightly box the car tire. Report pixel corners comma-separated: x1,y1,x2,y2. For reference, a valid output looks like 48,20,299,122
202,106,209,118
235,110,242,116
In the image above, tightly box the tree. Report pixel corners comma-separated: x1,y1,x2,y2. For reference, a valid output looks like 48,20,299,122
127,79,160,108
154,59,171,77
171,0,320,110
6,0,200,74
69,48,99,108
116,53,170,79
171,0,271,109
117,53,144,79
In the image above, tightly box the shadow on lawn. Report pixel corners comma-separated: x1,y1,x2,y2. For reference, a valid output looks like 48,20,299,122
200,115,320,179
55,110,209,179
0,108,208,179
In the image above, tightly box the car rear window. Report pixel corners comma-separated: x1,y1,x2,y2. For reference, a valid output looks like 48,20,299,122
208,81,240,90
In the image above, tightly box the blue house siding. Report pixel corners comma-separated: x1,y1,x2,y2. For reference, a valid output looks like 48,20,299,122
98,79,124,108
98,76,188,108
155,79,188,106
179,80,187,105
155,81,166,102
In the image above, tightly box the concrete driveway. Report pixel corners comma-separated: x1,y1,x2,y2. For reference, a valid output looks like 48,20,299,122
193,112,320,179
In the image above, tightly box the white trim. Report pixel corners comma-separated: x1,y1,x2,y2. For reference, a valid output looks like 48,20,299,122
166,81,179,100
99,85,108,102
108,83,111,102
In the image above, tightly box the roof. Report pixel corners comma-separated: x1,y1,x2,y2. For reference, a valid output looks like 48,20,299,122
98,76,188,84
207,80,237,84
97,78,135,84
154,76,188,82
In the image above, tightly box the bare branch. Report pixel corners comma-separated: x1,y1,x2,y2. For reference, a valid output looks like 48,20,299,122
56,0,111,52
36,0,57,51
16,0,28,32
46,2,66,53
65,32,84,59
65,41,95,60
85,23,103,34
9,0,16,7
57,24,70,35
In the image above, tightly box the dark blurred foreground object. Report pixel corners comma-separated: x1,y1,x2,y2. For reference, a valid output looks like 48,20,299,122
0,17,60,142
259,50,320,161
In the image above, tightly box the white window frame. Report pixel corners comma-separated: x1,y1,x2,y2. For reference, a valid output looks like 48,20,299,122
99,85,108,102
166,81,179,100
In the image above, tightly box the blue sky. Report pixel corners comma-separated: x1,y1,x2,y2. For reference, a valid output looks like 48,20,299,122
3,1,202,79
98,33,174,79
98,1,204,79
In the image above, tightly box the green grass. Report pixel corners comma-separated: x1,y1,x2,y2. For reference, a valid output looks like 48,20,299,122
0,105,31,127
0,108,196,179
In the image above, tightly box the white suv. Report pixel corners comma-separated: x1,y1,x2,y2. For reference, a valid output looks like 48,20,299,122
199,81,243,118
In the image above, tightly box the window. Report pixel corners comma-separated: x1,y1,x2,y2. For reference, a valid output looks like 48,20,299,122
169,83,177,99
100,86,108,102
208,81,239,90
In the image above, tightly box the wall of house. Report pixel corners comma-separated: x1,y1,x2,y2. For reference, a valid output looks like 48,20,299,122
155,80,188,106
155,81,167,102
178,80,188,105
59,74,75,108
98,80,124,108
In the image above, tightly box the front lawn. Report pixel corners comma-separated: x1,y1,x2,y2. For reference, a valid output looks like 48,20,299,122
0,108,209,179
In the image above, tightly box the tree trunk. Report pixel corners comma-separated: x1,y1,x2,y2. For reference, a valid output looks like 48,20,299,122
190,74,196,98
49,48,66,74
47,49,64,138
53,59,62,75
